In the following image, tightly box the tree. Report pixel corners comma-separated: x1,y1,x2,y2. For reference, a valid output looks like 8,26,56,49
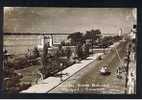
112,35,122,42
84,44,90,58
68,32,84,46
84,29,102,45
56,44,64,57
76,43,83,60
65,47,72,59
33,46,40,58
84,29,102,54
41,42,50,77
101,36,113,48
61,41,66,46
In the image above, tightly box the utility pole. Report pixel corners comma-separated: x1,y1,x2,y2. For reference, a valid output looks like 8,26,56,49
92,40,93,55
114,46,123,68
60,63,63,81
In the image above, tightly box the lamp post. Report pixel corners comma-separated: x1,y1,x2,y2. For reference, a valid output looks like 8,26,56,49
60,63,63,81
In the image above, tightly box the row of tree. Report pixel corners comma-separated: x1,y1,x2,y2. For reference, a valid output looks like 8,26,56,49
62,29,122,49
67,29,102,46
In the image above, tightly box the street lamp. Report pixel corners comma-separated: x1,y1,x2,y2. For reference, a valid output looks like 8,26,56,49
60,63,63,81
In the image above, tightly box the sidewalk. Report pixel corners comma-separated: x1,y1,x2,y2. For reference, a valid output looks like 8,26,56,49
21,53,103,93
127,52,136,94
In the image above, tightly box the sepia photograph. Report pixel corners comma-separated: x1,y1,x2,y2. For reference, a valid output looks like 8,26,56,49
3,7,136,94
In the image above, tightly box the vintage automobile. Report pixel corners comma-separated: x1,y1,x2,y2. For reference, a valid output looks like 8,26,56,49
99,65,111,75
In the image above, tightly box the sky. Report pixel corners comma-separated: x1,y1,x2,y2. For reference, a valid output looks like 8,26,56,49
4,7,136,34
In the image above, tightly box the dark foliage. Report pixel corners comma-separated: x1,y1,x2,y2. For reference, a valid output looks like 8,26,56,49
84,29,102,44
68,32,84,46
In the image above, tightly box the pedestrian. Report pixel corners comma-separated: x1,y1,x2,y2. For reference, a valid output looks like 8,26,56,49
116,67,122,79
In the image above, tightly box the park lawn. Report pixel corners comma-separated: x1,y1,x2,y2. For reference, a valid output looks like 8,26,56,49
15,64,42,85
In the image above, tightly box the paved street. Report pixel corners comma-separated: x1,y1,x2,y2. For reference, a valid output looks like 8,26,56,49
49,41,128,94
